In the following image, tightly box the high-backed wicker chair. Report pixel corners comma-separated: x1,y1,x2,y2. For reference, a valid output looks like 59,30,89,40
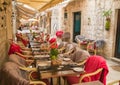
9,54,28,67
70,50,90,63
16,33,29,47
0,62,48,85
75,35,86,47
62,43,76,57
87,40,105,55
62,32,70,42
65,55,109,85
58,42,68,53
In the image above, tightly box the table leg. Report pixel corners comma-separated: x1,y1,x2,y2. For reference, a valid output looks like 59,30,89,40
58,77,61,85
50,78,53,85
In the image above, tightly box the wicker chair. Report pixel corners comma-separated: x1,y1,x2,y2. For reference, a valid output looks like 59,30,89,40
58,42,68,53
0,62,47,85
87,40,105,55
69,50,90,63
62,32,70,42
62,43,76,57
65,55,109,85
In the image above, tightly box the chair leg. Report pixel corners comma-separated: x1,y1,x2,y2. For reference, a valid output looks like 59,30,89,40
57,77,61,85
94,49,97,55
64,78,68,85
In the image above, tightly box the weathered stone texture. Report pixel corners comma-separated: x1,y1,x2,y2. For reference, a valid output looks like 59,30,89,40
64,0,120,58
0,0,12,68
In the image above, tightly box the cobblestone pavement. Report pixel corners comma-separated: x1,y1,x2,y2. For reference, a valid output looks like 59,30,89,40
106,59,120,84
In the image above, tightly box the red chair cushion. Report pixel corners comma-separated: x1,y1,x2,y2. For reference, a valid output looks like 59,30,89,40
65,76,80,85
8,42,22,55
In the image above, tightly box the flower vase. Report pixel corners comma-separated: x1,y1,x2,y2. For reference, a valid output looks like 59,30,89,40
51,59,57,66
51,56,62,66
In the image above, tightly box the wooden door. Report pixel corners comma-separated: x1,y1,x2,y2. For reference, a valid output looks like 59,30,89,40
73,12,81,42
115,9,120,58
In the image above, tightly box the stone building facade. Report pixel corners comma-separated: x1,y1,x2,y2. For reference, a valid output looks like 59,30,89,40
1,0,120,68
62,0,120,58
0,0,13,67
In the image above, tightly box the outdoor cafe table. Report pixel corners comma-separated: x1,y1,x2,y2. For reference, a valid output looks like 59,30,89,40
36,60,84,85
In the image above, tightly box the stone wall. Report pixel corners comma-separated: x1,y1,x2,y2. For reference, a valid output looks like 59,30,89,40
0,0,13,68
64,0,120,58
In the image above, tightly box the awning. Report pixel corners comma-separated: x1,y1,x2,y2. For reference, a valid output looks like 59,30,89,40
39,0,64,12
16,0,64,19
16,0,64,11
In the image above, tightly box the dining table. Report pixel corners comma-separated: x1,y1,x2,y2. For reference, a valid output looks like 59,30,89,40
36,58,84,85
29,41,84,85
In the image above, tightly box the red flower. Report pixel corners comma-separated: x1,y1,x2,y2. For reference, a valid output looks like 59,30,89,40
50,43,58,49
49,38,58,49
49,38,56,44
56,30,63,38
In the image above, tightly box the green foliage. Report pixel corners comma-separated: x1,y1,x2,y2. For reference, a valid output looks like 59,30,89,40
105,20,110,31
103,9,112,31
50,49,58,56
103,9,112,17
50,48,59,59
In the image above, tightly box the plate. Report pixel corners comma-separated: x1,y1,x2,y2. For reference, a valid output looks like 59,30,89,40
63,58,71,61
73,67,83,72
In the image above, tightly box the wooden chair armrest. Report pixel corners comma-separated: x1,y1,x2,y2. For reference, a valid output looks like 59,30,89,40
15,52,27,59
25,60,34,66
108,80,120,85
77,59,87,66
25,60,34,62
58,47,65,53
78,40,81,46
63,49,74,55
28,70,38,80
79,68,103,83
15,52,33,59
30,80,46,85
19,67,37,72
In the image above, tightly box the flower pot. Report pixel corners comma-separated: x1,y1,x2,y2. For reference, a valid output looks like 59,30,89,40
51,59,62,66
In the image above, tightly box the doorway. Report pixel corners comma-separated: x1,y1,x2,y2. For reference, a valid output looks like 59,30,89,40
73,12,81,42
115,9,120,58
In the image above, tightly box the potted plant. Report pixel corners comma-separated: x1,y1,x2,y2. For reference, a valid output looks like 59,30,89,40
49,38,61,66
103,9,112,31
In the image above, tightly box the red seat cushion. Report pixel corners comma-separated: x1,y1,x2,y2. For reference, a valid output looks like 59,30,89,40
65,76,80,85
8,42,22,55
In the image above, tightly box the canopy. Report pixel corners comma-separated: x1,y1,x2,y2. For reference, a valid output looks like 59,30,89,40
16,0,64,11
16,0,64,19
